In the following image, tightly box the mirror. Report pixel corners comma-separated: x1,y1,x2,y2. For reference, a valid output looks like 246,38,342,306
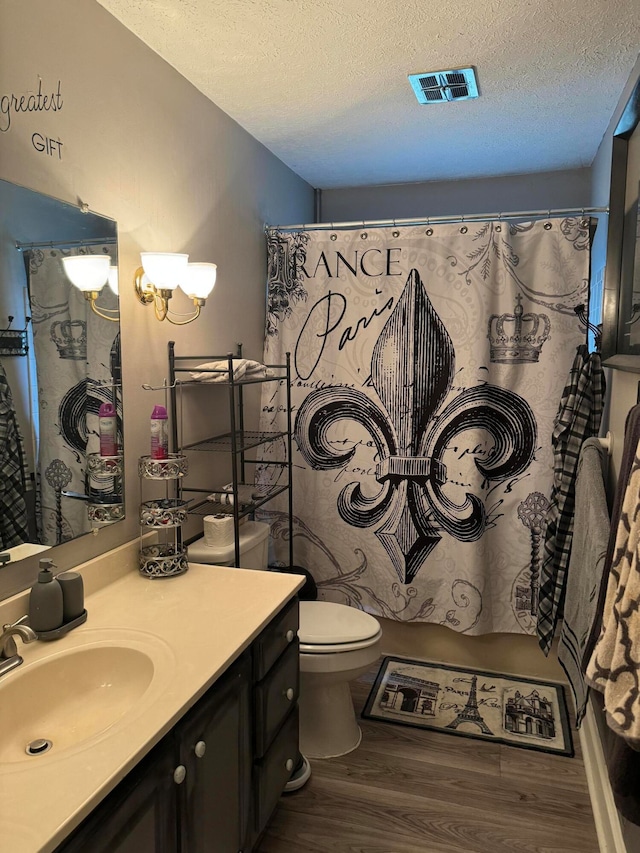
601,75,640,368
0,180,123,567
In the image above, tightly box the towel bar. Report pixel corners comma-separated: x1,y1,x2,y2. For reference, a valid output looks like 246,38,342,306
599,431,613,456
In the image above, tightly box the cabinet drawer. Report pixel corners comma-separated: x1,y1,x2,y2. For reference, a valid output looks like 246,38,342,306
254,640,299,758
253,597,299,680
254,706,299,834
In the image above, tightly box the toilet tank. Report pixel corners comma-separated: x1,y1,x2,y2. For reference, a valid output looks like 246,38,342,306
187,521,270,570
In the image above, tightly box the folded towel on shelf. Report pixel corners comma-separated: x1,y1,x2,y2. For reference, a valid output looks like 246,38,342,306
586,437,640,747
244,360,272,376
557,438,610,726
190,358,274,383
207,484,262,506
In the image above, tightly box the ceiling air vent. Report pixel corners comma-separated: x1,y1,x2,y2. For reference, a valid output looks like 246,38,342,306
408,67,479,104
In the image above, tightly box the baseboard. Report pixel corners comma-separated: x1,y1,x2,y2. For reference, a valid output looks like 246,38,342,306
580,700,627,853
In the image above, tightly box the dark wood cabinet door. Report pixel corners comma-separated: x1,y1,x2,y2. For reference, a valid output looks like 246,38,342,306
177,652,252,853
54,739,177,853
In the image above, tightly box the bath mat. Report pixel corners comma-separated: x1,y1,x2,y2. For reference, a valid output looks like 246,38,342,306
362,656,574,757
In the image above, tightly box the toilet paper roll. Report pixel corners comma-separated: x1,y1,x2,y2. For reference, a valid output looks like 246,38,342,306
203,514,236,548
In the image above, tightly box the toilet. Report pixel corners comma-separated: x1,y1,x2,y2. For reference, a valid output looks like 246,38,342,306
188,522,382,759
298,600,382,758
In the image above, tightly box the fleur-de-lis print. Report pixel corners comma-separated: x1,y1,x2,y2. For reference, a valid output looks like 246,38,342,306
295,269,538,583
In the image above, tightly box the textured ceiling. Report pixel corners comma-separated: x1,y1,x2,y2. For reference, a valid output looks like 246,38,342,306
97,0,640,189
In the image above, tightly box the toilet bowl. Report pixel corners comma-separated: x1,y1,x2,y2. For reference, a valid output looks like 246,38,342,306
188,523,382,759
298,600,382,759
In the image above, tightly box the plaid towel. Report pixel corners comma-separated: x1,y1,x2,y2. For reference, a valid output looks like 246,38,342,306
537,345,605,654
0,361,30,549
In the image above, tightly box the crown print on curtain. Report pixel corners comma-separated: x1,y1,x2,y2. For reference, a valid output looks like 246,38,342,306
260,218,593,635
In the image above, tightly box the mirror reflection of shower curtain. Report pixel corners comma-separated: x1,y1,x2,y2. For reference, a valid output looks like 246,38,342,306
0,359,30,549
25,247,120,545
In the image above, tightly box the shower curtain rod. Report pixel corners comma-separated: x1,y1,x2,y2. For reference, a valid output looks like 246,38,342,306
15,237,117,251
270,206,609,232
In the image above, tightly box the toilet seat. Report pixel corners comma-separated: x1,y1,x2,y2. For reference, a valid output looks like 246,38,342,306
299,601,382,653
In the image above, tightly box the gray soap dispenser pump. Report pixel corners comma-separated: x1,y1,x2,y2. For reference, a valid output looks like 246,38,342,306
29,558,64,632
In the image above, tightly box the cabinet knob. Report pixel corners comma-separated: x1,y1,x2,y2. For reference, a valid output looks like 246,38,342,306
285,629,295,643
285,758,294,772
285,687,295,701
173,765,187,785
194,740,207,758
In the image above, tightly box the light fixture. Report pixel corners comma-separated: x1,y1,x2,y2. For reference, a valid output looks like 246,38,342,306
61,255,119,322
107,265,119,295
133,253,216,325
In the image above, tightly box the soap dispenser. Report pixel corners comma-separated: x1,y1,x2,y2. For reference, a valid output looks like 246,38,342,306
29,559,64,632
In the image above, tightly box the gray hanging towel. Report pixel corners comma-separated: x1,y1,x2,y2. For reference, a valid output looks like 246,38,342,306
537,345,605,654
557,437,609,725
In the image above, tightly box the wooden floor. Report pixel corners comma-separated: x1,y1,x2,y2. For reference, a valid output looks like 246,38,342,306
257,666,600,853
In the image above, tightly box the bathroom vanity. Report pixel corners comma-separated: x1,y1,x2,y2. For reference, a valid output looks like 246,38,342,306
0,542,304,853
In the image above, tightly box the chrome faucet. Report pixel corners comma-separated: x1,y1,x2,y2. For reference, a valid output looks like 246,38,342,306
0,616,37,678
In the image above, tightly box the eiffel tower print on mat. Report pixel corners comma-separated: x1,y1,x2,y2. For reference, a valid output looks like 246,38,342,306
445,675,493,735
362,656,573,756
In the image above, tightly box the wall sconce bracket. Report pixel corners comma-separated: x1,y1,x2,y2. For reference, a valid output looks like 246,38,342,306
133,255,215,325
134,267,156,305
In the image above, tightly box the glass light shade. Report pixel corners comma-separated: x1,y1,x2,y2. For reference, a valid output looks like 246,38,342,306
62,255,111,292
182,263,217,299
140,252,188,291
107,266,119,295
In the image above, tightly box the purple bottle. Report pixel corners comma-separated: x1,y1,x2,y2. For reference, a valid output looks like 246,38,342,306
98,403,117,457
150,405,169,460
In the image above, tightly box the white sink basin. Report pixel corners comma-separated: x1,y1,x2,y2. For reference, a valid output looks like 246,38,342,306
0,632,174,764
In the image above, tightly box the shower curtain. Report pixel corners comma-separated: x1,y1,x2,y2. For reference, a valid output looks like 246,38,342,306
26,246,119,546
260,218,592,635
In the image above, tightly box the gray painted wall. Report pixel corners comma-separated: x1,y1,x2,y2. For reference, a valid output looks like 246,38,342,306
0,0,314,599
320,168,592,223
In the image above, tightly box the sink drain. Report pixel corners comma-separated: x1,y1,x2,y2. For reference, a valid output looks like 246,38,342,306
25,738,52,756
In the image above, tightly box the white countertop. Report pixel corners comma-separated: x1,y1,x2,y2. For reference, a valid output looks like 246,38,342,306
0,548,303,853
